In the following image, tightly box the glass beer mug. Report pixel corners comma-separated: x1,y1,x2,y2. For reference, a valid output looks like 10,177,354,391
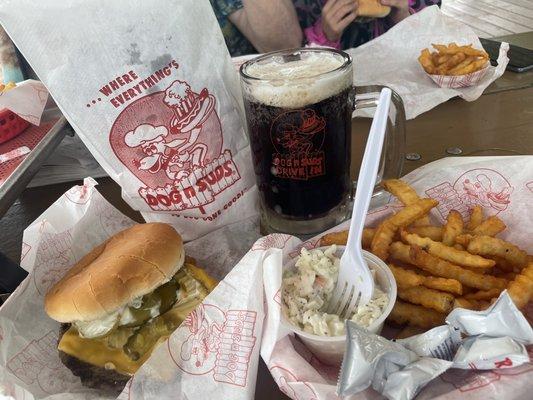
240,48,405,235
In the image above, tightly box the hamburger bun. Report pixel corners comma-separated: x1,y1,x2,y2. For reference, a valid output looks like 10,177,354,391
45,223,184,323
358,0,391,18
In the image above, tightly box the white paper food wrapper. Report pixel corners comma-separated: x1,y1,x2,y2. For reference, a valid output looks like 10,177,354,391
347,6,510,119
0,177,263,399
0,0,258,241
0,79,48,125
1,157,532,400
259,156,533,400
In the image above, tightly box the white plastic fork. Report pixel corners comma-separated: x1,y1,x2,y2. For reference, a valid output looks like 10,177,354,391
326,88,392,319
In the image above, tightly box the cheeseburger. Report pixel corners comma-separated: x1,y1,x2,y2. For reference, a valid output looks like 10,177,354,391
44,223,216,393
358,0,391,18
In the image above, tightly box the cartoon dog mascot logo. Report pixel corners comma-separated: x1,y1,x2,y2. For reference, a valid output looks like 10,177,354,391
110,80,240,212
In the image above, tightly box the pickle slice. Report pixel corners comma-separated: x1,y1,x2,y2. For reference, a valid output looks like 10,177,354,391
123,267,209,361
154,279,178,314
124,317,172,361
99,326,137,349
121,278,179,328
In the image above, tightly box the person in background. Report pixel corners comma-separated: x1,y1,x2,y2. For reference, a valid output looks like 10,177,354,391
210,0,303,56
0,26,24,82
296,0,441,50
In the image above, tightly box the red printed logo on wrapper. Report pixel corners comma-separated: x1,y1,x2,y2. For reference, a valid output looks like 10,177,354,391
526,181,533,194
109,80,241,214
440,369,502,392
492,346,533,376
92,193,135,236
251,234,292,251
289,239,321,259
494,357,513,368
7,331,78,395
32,227,74,296
425,169,513,221
168,304,257,387
65,182,93,205
270,109,326,181
269,365,319,400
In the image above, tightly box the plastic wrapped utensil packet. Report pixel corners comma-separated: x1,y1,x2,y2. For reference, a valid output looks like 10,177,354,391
338,292,533,400
337,321,451,400
0,0,258,241
337,321,417,395
396,325,462,360
446,291,533,344
452,336,530,370
444,291,533,371
382,358,452,400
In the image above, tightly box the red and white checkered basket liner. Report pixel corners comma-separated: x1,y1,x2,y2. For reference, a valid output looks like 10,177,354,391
427,62,490,89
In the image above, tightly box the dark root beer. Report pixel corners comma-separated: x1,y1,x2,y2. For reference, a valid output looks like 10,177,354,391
241,49,353,235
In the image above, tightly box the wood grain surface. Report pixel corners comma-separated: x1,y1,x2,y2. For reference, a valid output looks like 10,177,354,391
442,0,533,37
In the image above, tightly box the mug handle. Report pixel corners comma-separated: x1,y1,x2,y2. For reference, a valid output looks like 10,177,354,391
351,85,406,188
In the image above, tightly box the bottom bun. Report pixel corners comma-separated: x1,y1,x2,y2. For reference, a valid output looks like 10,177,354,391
58,324,129,395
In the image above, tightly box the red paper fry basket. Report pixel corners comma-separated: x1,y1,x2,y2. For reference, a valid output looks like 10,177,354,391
0,108,30,144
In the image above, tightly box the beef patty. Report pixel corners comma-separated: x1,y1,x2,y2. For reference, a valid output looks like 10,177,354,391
58,324,130,395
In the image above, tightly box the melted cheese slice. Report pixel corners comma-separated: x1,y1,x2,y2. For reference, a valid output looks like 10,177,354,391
58,263,217,375
58,327,151,375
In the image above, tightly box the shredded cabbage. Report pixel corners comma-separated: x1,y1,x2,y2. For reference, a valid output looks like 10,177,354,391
282,245,389,336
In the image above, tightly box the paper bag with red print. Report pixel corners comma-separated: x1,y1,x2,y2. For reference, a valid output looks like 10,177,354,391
0,0,257,240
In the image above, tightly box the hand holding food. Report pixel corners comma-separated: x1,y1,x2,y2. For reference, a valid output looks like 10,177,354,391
379,0,409,24
321,0,359,42
418,43,489,76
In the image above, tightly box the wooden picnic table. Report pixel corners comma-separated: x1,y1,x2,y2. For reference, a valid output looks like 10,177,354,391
1,46,532,400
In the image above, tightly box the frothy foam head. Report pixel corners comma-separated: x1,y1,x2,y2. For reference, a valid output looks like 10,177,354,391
242,51,352,108
164,80,191,107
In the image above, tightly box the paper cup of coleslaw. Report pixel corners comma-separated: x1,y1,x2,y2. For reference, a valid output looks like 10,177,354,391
281,245,397,365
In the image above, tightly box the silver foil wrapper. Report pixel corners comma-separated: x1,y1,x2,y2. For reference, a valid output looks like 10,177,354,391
446,291,533,343
452,335,530,370
397,325,461,360
337,292,533,400
337,322,449,400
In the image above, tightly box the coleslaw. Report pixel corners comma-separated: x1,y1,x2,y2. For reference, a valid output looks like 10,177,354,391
282,245,389,336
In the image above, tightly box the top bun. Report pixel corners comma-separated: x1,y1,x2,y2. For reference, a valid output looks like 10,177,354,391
45,223,184,323
358,0,391,18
